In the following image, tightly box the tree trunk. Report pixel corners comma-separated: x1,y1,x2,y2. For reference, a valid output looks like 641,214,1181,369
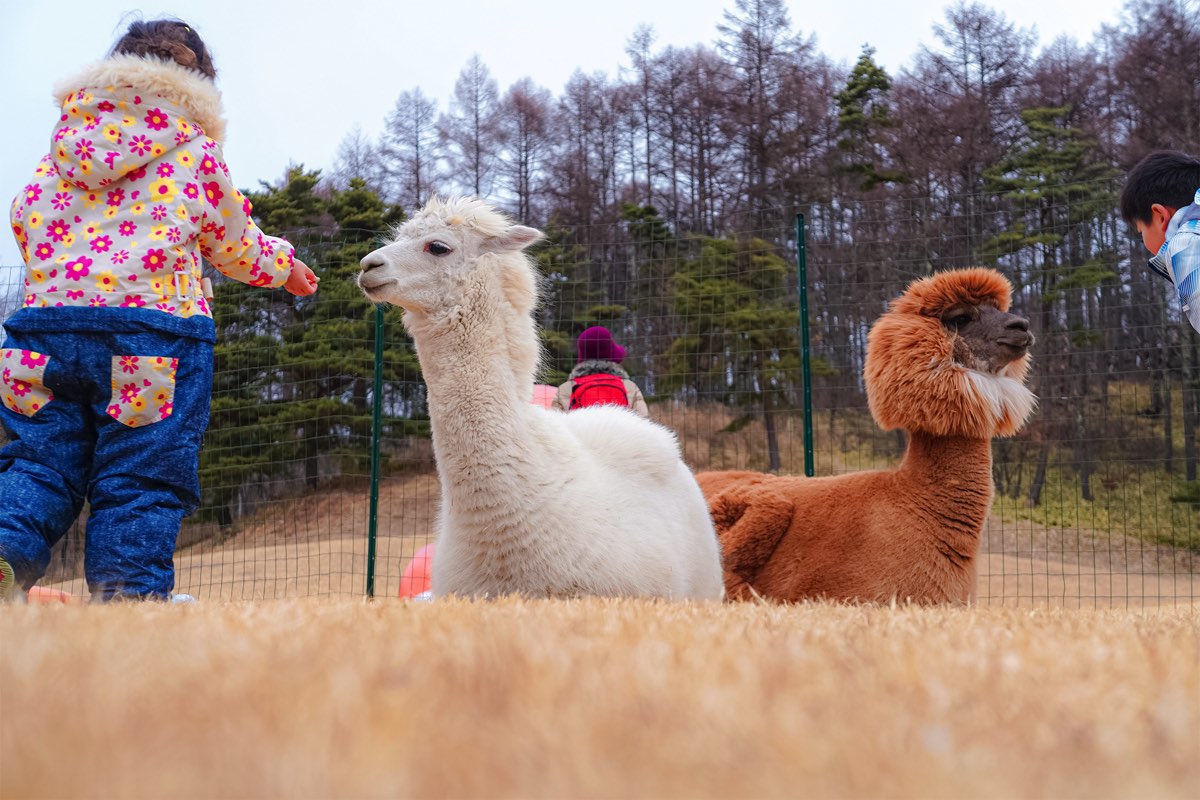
1028,439,1051,507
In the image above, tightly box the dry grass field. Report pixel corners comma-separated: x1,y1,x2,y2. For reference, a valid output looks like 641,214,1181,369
2,598,1197,799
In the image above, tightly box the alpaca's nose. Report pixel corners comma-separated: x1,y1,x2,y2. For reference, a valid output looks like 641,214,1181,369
360,252,386,273
1006,316,1030,333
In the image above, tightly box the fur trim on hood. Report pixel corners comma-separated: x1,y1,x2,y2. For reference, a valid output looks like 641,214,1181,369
569,360,632,381
53,53,226,142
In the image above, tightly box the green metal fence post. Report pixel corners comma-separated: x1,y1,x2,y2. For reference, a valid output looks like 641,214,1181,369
365,305,385,597
795,213,814,478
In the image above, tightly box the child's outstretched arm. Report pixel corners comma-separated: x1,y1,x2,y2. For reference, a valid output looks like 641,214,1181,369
285,258,320,296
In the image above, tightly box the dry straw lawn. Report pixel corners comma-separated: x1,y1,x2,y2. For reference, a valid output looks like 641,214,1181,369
2,598,1198,799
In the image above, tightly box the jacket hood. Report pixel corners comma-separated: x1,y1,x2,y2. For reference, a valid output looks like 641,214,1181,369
569,360,632,381
50,55,225,190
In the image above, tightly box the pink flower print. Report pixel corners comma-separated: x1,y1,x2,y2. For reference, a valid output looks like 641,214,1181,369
242,195,254,216
158,401,173,420
64,256,93,281
90,235,113,254
120,295,146,309
103,151,121,171
166,227,181,244
19,351,48,369
156,163,175,178
34,243,54,261
23,184,42,206
106,188,125,207
126,166,147,182
183,183,200,201
198,154,218,175
110,250,130,265
46,219,71,242
97,100,115,113
119,355,140,374
129,135,153,156
9,378,31,398
151,205,168,221
89,296,108,307
107,402,122,417
74,138,95,161
142,249,168,272
66,289,84,300
51,192,72,211
143,108,169,131
202,182,224,209
118,221,136,237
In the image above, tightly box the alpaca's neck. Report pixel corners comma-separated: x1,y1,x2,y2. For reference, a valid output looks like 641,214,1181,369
896,431,995,544
409,278,541,480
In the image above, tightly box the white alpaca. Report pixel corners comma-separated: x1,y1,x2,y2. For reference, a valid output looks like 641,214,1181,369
358,197,724,600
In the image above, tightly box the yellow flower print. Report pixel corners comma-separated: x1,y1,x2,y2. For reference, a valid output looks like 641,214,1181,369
57,179,71,192
150,143,166,158
27,212,42,229
104,207,118,219
129,396,147,415
81,192,101,210
96,271,118,292
176,151,195,169
176,118,193,135
130,201,146,216
60,233,76,247
83,223,102,239
153,388,171,407
121,115,136,127
174,205,189,221
29,267,48,283
82,113,97,127
66,105,81,118
103,123,122,143
149,225,168,241
147,178,177,204
78,162,92,175
79,92,93,104
149,276,170,296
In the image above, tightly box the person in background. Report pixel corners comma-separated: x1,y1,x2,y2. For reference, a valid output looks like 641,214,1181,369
1119,149,1200,335
552,326,649,417
0,18,319,602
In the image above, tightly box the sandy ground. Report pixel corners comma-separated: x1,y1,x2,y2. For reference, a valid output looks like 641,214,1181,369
36,471,1199,606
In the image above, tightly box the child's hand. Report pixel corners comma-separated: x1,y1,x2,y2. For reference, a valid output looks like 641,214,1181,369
285,259,320,296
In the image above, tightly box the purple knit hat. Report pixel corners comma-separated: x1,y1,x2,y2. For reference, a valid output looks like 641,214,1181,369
577,326,626,363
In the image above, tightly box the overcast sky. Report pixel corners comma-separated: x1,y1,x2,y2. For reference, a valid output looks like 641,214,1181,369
1,0,1130,268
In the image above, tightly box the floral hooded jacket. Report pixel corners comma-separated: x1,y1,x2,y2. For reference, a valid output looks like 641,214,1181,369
8,54,295,337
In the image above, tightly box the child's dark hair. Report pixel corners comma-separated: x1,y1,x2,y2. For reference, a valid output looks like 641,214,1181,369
1119,150,1200,224
110,19,216,80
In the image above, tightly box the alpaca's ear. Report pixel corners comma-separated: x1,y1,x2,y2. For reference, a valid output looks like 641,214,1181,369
709,484,793,582
489,225,545,252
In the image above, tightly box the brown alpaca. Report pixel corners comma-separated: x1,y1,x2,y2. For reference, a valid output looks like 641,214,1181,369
697,267,1037,604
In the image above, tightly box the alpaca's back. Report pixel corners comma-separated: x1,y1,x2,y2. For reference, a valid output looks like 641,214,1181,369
432,406,724,601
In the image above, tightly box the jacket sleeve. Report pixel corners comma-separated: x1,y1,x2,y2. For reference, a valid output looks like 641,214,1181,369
552,381,572,411
1167,230,1200,334
626,381,650,418
196,143,295,289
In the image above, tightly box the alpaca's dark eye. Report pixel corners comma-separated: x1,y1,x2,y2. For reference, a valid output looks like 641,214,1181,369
425,241,452,256
948,315,972,328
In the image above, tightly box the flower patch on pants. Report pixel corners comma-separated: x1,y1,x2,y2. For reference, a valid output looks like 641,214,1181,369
1,348,54,416
108,355,178,427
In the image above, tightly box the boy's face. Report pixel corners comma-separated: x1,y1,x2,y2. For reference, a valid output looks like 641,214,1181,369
1135,203,1174,254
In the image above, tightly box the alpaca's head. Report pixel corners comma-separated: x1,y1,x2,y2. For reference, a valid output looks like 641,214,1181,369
357,196,544,317
866,267,1037,439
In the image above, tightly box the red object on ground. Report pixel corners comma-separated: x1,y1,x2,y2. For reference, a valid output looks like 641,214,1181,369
27,586,78,604
531,383,557,409
399,543,435,598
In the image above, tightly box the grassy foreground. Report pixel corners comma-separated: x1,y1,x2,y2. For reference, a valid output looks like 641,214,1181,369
2,598,1197,799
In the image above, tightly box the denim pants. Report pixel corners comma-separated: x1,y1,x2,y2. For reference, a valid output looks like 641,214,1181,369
0,310,214,600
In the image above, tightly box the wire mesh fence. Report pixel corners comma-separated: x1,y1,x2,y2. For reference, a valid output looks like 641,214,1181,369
2,180,1197,605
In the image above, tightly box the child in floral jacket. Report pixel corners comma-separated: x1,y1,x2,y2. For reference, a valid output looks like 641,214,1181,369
0,19,319,601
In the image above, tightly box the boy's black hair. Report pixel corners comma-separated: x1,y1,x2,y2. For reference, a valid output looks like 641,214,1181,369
1119,150,1200,224
110,19,216,80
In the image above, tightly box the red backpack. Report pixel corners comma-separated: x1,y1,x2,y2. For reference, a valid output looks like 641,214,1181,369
569,373,630,410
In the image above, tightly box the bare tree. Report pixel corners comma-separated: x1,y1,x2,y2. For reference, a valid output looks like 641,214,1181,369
496,77,554,221
440,54,502,198
380,87,441,211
